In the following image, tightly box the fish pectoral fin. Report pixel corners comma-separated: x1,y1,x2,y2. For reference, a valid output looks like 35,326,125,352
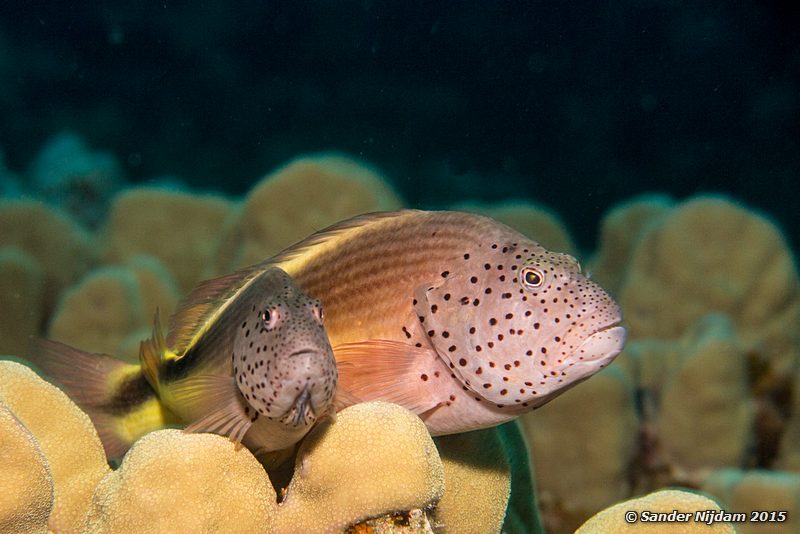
171,373,254,447
334,339,442,416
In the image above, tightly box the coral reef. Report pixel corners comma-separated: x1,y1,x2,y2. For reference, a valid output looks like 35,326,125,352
0,360,110,532
0,404,53,534
0,248,44,356
84,402,445,533
702,469,800,534
521,365,639,533
575,489,736,533
214,154,403,272
0,199,95,315
47,262,178,361
586,193,674,294
433,428,511,534
619,195,800,380
101,187,235,292
83,429,276,533
29,131,127,227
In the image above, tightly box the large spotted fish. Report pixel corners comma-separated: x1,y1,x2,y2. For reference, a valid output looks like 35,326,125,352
32,267,338,458
169,209,626,435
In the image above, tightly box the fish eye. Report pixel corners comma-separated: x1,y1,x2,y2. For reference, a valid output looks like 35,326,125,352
261,307,280,329
521,267,545,289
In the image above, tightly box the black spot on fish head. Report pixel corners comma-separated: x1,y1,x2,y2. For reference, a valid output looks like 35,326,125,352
232,279,337,425
414,237,625,408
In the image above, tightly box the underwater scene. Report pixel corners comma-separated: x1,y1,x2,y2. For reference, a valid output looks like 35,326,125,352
1,2,799,533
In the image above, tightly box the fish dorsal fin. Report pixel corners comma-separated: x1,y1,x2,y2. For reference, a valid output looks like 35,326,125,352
268,210,419,266
167,211,414,356
334,339,443,415
167,261,276,356
140,309,167,391
179,374,254,448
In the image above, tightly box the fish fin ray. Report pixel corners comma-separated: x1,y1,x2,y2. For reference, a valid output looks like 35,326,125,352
334,339,442,415
27,339,153,459
173,373,253,448
166,262,273,354
139,309,167,390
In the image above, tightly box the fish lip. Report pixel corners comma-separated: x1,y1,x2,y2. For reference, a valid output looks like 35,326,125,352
282,386,315,427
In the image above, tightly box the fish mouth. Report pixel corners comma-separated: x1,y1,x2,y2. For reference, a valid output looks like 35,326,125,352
280,386,315,428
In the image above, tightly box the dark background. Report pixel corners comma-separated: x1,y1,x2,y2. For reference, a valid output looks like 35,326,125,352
0,1,798,250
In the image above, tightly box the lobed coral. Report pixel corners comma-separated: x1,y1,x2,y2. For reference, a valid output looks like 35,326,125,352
0,199,95,315
433,428,511,534
576,489,736,533
702,469,800,534
618,195,800,380
214,154,404,272
101,187,235,292
520,365,639,533
0,404,53,534
47,260,179,361
0,248,44,356
0,360,110,532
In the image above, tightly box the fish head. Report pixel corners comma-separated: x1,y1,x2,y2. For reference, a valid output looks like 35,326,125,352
415,241,625,408
233,271,337,428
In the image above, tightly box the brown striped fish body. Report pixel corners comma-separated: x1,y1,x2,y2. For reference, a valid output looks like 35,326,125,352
170,210,625,435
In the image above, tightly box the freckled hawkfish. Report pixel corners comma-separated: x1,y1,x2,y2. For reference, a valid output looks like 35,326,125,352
169,209,626,435
32,267,338,459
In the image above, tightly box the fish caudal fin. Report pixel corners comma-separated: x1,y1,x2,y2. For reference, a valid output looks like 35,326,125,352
334,339,444,415
28,339,174,459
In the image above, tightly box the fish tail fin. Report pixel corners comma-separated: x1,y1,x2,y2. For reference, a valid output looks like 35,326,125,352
29,339,176,459
140,309,168,390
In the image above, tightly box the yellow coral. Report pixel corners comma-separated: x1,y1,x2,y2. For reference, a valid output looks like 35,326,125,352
656,315,754,471
619,195,800,379
576,489,736,533
702,469,800,534
455,200,576,256
586,193,674,294
83,430,276,534
102,188,235,292
433,428,511,534
0,248,44,356
81,402,444,533
520,365,638,533
275,401,444,533
0,360,110,532
0,200,94,314
224,154,403,270
0,403,53,534
47,266,150,360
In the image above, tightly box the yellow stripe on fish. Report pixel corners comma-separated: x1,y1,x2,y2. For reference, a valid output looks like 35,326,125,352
165,209,626,436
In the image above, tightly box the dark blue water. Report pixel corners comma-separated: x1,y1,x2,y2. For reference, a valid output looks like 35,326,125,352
0,1,798,250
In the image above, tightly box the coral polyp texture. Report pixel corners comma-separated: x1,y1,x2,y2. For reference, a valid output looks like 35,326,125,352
0,360,110,532
0,404,53,534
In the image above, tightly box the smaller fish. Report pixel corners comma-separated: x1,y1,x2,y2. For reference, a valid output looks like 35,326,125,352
31,267,338,460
